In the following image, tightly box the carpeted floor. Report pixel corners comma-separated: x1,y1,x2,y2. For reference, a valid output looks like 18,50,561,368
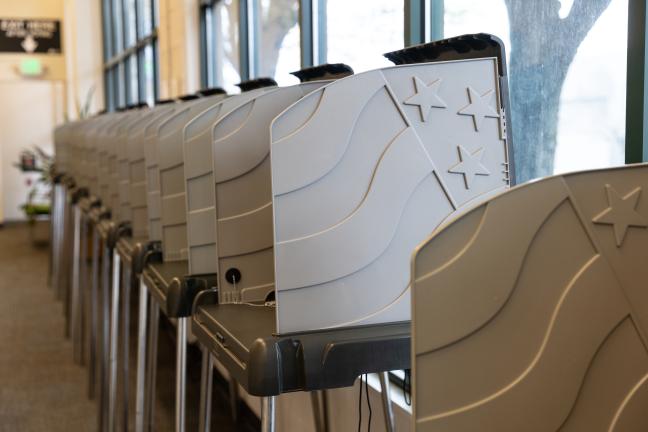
0,222,258,432
0,222,97,431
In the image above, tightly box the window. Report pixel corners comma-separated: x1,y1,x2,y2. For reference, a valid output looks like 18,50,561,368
102,0,160,111
201,0,242,93
257,0,301,85
444,0,629,183
324,0,404,72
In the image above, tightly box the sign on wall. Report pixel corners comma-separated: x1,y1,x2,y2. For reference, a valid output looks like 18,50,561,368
0,18,61,54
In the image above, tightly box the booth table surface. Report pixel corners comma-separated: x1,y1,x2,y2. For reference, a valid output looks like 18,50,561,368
193,303,411,397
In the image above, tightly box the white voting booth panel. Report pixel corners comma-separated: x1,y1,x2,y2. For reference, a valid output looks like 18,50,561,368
119,105,176,236
270,57,509,334
412,164,648,431
116,110,148,223
144,104,184,242
158,94,227,261
129,104,177,239
97,114,124,205
183,86,280,278
185,82,329,302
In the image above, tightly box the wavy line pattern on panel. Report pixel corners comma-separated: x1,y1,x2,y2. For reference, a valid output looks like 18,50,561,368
214,88,308,183
414,179,569,353
213,101,269,182
417,255,630,431
275,127,433,290
218,202,273,257
609,373,648,431
271,71,387,195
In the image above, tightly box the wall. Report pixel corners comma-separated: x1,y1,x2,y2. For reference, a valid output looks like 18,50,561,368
0,0,66,222
158,0,201,98
0,0,103,222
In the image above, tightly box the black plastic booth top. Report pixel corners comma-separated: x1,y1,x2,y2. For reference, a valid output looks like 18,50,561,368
192,302,410,397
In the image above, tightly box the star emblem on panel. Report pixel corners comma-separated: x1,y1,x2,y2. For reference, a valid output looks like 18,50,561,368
403,76,447,122
592,185,648,247
448,145,491,189
458,87,500,131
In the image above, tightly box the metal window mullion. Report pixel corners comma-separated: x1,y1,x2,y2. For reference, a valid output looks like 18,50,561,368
626,0,648,163
239,0,257,80
300,0,325,67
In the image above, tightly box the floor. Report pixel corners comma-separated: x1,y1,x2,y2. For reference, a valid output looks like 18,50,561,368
0,222,258,431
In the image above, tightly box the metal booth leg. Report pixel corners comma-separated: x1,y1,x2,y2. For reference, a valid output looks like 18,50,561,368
198,347,214,432
121,264,132,432
79,215,89,367
51,185,64,293
145,300,160,432
89,224,101,399
311,390,329,432
261,396,276,432
108,250,121,432
379,372,395,432
175,317,188,432
135,279,149,432
228,377,239,422
70,204,82,363
99,243,112,432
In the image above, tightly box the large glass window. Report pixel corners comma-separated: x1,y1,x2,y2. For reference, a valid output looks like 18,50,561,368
102,0,160,110
257,0,301,85
325,0,404,72
201,0,242,93
445,0,628,183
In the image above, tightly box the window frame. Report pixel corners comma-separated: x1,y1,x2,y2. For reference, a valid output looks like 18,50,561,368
102,0,160,111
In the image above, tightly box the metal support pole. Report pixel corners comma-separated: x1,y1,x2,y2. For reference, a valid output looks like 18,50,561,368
310,390,329,432
175,317,188,432
379,372,395,432
228,377,239,422
198,347,214,432
99,244,112,432
261,396,276,432
89,224,101,399
108,250,121,432
79,215,88,367
135,279,149,432
70,205,82,362
145,301,160,432
51,185,64,294
121,264,132,432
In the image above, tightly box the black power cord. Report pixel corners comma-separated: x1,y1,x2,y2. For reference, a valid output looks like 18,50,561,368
357,374,373,432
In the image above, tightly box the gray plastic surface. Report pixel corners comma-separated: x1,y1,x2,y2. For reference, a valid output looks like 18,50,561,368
144,105,182,242
270,58,509,334
157,94,226,261
97,113,124,204
112,109,145,222
411,163,648,431
117,108,155,222
185,83,328,302
129,105,177,238
183,87,272,276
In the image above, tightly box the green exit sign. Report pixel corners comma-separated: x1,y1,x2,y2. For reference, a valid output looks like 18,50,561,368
19,58,43,76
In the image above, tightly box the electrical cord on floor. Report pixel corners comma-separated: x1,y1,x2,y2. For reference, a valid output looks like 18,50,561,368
358,375,362,432
365,374,372,431
357,374,373,432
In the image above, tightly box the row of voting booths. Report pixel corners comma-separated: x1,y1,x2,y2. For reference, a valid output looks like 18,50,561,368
49,32,648,432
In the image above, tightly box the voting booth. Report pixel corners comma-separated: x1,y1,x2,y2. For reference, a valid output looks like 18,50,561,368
183,66,352,303
191,35,513,432
157,92,227,263
411,163,648,431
